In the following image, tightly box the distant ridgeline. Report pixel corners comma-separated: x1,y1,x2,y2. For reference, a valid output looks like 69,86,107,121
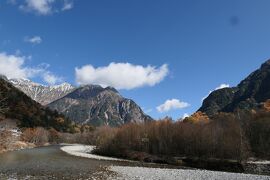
199,60,270,116
7,77,152,127
0,77,75,132
9,78,75,106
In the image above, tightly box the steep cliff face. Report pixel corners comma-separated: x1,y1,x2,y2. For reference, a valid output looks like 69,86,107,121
9,79,75,105
199,60,270,116
199,88,238,116
48,85,152,126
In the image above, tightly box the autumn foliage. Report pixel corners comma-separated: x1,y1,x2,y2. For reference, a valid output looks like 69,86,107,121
183,111,210,124
94,109,270,161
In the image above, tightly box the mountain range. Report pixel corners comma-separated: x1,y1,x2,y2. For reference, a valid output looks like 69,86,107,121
0,77,74,132
8,78,152,126
3,59,270,127
199,60,270,116
10,79,75,105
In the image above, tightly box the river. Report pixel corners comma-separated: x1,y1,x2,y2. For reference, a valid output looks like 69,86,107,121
0,145,130,179
0,145,269,180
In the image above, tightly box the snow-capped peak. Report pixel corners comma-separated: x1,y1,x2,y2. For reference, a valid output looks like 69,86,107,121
9,78,75,105
50,82,74,91
9,78,42,86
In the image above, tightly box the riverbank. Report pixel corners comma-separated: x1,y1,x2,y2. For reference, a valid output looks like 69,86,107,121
3,143,270,176
88,144,270,175
60,144,129,161
0,144,269,179
0,140,36,154
59,144,270,179
60,144,270,176
108,166,270,180
0,119,37,154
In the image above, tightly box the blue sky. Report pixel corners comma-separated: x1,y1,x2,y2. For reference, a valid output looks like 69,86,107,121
1,0,270,120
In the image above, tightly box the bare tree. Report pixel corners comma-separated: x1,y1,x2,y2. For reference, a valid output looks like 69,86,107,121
22,127,49,145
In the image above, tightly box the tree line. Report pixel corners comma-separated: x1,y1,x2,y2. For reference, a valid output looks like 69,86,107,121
93,108,270,162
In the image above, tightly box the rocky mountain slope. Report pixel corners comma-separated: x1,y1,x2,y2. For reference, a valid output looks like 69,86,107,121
0,77,74,132
199,59,270,116
48,85,152,126
9,79,75,105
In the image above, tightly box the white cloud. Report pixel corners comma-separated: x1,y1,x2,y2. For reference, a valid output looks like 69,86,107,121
182,113,189,119
17,0,74,15
43,72,62,85
24,36,42,44
0,53,30,79
62,0,73,11
20,0,55,15
201,83,230,102
157,99,190,113
214,83,230,90
0,52,62,85
75,62,169,90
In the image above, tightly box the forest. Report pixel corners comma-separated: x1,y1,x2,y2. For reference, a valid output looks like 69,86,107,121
92,108,270,162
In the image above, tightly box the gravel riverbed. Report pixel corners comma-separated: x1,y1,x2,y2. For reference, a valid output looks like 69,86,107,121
1,144,269,179
60,144,128,161
60,144,270,180
109,166,270,180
